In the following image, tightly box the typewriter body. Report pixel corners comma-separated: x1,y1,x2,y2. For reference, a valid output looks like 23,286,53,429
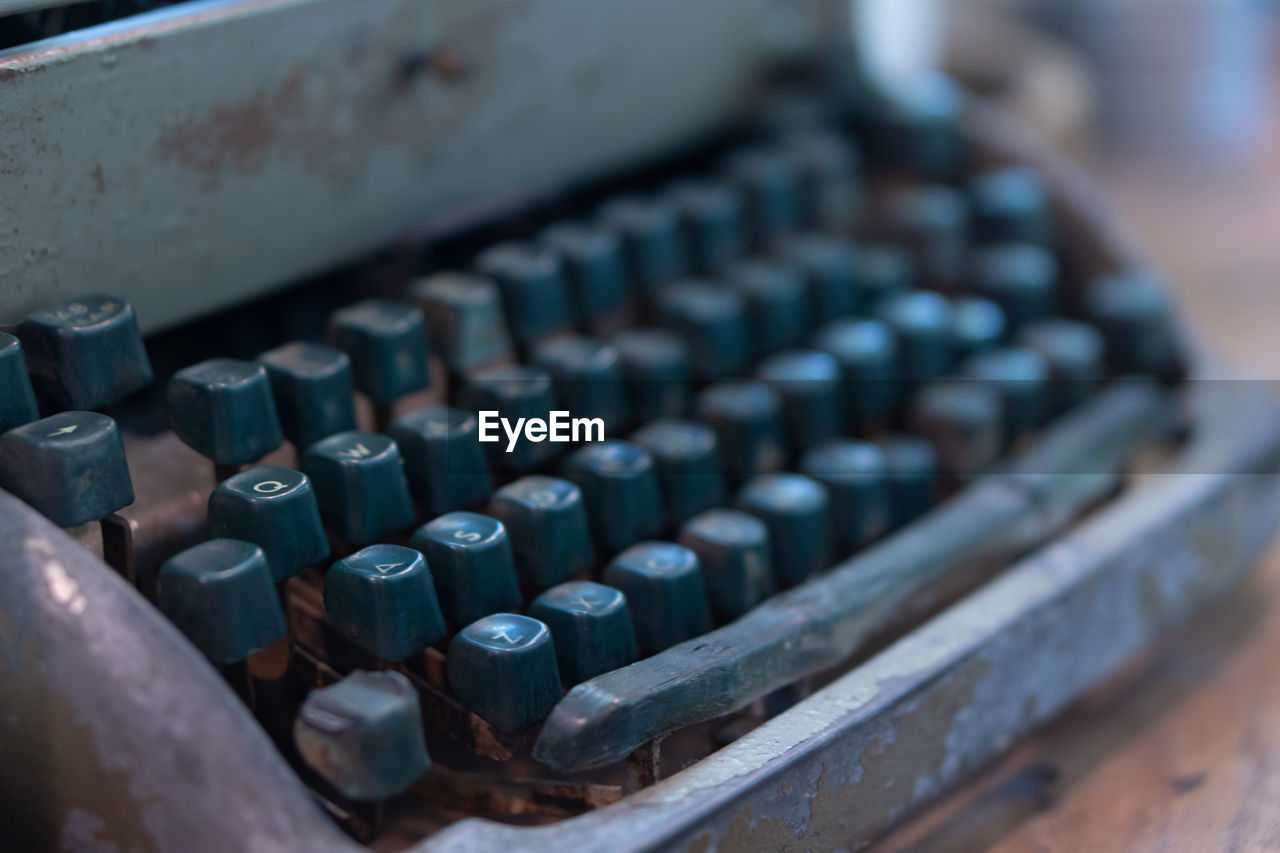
2,2,1278,852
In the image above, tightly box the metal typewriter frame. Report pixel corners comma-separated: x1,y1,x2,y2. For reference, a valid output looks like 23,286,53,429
1,96,1278,851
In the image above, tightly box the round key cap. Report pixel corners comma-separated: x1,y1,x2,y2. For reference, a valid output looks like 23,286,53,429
598,196,689,293
609,328,691,424
781,234,864,320
0,333,39,433
970,166,1053,246
448,613,562,732
389,406,492,516
889,185,970,285
908,381,1004,479
755,350,844,454
677,509,774,619
722,147,804,246
810,318,899,430
156,539,286,663
541,222,632,332
1083,270,1183,378
409,512,521,628
294,670,431,801
725,258,811,354
328,300,431,407
208,465,329,582
880,435,939,526
17,293,152,409
695,381,787,483
408,272,513,372
167,358,284,466
877,291,954,388
782,129,863,230
964,347,1052,444
860,243,917,309
530,581,638,684
798,440,890,550
474,242,575,350
603,542,712,654
972,244,1058,331
532,336,629,430
878,72,967,179
736,473,830,586
951,296,1007,361
632,418,725,526
300,432,414,544
665,179,748,274
1018,319,1105,412
488,475,594,589
563,440,665,554
325,544,446,660
655,281,751,381
0,411,133,527
258,342,357,450
460,366,557,471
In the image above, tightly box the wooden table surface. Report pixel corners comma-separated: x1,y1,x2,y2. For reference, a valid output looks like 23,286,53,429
872,74,1280,853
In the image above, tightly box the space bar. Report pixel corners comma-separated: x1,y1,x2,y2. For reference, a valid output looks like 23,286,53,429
533,380,1172,772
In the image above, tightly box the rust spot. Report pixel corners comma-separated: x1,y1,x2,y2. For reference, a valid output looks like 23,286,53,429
0,68,19,83
91,165,106,195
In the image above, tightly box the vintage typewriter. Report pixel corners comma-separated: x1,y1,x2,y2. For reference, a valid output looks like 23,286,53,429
2,2,1278,851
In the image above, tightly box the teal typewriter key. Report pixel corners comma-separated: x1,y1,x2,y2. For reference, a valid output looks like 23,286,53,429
964,347,1052,445
0,333,39,433
460,366,557,471
655,281,751,381
970,166,1053,246
782,129,863,230
755,350,844,454
207,465,329,582
877,291,954,388
294,670,431,801
599,196,690,294
725,258,811,355
603,541,712,654
408,273,513,373
736,473,831,586
300,432,414,545
810,318,899,430
860,243,917,309
677,509,774,619
541,222,632,333
324,544,446,661
781,234,863,319
1018,319,1105,412
409,512,521,629
889,185,970,285
632,418,725,526
908,381,1005,479
951,296,1007,361
532,336,629,430
258,342,357,450
563,440,665,554
665,179,748,274
388,406,492,516
474,242,575,351
723,147,804,247
609,328,691,424
17,293,152,409
156,539,286,663
880,435,939,526
328,299,431,408
447,613,562,733
799,439,890,550
1083,270,1183,378
530,581,638,685
488,475,594,589
694,381,786,484
879,72,967,179
0,411,133,527
972,244,1058,331
167,358,284,467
